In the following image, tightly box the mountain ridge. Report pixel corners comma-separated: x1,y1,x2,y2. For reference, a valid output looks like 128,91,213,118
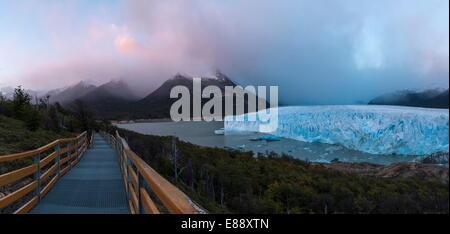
368,88,449,109
31,71,266,119
48,81,97,105
133,71,269,119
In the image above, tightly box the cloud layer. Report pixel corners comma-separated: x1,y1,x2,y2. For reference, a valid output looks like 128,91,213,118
1,0,448,104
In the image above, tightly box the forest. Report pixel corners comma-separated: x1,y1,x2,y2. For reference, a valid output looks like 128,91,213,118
0,87,98,174
104,125,449,214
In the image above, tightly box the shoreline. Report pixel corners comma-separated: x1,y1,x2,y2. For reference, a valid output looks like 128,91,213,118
115,121,448,166
114,123,449,182
111,118,173,124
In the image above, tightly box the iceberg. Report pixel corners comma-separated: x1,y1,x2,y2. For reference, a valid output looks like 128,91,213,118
214,128,225,135
250,136,281,141
224,105,449,155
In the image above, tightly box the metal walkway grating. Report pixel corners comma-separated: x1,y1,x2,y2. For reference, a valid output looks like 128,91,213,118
30,133,129,214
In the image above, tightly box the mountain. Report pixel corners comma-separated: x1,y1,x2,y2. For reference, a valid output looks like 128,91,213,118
76,80,140,117
368,89,449,109
47,81,97,105
7,72,268,120
80,80,139,102
133,74,192,118
134,71,268,119
139,72,236,104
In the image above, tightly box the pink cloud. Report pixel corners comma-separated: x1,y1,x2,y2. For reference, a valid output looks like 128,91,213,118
115,35,143,53
4,0,448,104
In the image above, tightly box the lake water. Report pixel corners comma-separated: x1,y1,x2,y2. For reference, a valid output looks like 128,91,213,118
116,121,419,165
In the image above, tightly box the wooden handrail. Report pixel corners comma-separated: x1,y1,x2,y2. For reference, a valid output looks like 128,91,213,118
0,132,87,162
104,130,206,214
0,131,90,214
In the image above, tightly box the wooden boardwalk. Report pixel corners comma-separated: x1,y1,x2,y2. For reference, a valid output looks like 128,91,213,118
1,131,204,214
30,134,129,214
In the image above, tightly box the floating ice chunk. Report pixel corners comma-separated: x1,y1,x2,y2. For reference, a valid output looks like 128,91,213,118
225,105,449,155
250,136,281,141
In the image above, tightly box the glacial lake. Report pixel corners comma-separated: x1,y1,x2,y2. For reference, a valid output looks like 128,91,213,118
116,121,420,165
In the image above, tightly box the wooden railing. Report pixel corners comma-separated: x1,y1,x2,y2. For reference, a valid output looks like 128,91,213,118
0,131,91,214
102,131,206,214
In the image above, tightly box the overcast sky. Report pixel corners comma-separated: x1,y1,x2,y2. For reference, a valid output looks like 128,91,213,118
0,0,448,104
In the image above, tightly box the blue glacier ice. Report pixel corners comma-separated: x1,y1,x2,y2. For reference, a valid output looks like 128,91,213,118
224,105,449,155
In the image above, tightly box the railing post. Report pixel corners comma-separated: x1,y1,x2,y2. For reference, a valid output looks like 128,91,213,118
124,153,132,213
77,136,81,159
67,142,72,166
119,142,124,172
83,135,85,152
33,153,41,199
76,137,80,159
122,148,126,179
120,143,124,169
116,139,120,162
55,144,61,175
126,158,132,200
137,171,144,214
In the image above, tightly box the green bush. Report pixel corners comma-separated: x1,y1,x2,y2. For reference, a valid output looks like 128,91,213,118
25,107,41,131
0,86,93,133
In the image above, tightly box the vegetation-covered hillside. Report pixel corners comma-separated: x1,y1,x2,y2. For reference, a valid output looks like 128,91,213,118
0,87,96,174
0,115,75,155
105,125,449,214
0,115,76,174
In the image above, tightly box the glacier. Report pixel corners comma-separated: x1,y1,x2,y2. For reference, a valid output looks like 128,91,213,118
224,105,449,155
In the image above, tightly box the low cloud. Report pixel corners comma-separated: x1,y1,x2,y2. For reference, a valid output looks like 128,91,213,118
3,0,449,104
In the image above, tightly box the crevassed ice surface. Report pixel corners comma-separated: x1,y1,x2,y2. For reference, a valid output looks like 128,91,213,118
224,105,449,155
